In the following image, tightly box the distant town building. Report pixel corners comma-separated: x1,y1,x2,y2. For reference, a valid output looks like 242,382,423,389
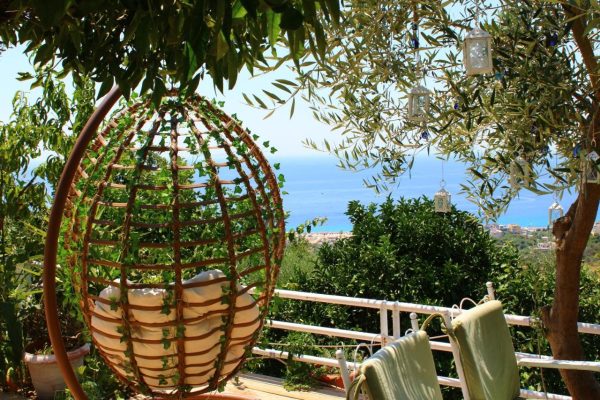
592,222,600,236
302,232,353,245
488,227,504,238
506,224,522,234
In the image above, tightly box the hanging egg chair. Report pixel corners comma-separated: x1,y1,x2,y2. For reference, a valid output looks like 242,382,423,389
44,89,285,399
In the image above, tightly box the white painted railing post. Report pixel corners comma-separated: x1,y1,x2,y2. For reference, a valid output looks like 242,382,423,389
336,349,352,393
392,301,401,339
443,311,471,400
486,281,495,301
410,312,420,331
380,302,389,345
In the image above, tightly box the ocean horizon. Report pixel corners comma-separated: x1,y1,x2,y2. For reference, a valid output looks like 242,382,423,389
28,152,578,232
278,155,579,232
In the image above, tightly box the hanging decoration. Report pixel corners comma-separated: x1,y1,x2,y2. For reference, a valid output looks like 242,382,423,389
434,161,451,213
434,183,451,213
407,6,431,122
44,89,286,398
408,84,431,121
463,0,493,75
548,200,564,227
584,151,600,184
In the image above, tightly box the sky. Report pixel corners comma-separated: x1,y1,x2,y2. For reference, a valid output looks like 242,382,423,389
0,46,337,158
0,44,579,229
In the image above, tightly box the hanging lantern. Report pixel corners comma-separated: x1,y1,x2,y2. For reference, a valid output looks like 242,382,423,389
584,151,600,184
509,157,532,189
434,184,451,213
407,85,431,121
548,202,564,226
463,28,493,75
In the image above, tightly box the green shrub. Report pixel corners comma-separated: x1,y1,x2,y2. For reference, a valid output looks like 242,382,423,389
258,197,519,395
285,197,519,329
261,197,600,396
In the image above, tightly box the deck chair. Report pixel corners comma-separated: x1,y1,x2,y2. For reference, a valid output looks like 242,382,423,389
448,300,600,400
449,300,521,400
346,330,443,400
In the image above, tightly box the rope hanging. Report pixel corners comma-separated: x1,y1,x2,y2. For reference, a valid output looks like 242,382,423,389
57,91,286,398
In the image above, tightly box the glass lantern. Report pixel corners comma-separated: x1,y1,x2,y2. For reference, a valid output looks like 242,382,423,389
463,28,493,75
548,202,564,226
407,85,431,121
434,186,451,213
585,151,600,184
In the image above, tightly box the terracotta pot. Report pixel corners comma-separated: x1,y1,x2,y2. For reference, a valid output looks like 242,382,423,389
23,343,90,400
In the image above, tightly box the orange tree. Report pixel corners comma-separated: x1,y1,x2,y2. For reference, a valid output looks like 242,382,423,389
247,1,600,397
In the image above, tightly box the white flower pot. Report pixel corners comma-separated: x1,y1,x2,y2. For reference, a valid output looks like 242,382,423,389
23,343,90,400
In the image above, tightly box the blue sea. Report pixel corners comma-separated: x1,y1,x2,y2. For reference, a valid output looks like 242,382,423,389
30,152,576,232
279,155,578,232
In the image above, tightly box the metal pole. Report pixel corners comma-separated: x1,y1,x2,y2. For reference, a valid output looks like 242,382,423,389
43,87,122,400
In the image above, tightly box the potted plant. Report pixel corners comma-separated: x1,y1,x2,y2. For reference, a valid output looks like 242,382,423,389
20,268,90,400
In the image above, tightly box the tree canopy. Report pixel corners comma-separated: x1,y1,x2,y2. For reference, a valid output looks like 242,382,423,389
250,1,596,219
0,0,340,100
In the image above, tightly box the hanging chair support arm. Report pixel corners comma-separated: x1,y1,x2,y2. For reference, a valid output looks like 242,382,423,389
43,87,122,400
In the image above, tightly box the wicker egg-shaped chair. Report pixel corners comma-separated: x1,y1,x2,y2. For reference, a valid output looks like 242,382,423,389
44,89,285,399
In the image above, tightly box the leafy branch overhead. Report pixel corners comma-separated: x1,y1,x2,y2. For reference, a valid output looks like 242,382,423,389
0,0,340,99
247,1,600,220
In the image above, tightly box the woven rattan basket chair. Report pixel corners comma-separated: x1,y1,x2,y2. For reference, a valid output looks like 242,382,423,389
44,89,285,399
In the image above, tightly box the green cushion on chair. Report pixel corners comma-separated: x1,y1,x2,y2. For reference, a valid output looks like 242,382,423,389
359,331,443,400
451,300,521,400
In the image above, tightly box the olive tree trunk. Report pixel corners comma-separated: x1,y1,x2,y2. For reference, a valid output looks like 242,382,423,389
542,186,600,399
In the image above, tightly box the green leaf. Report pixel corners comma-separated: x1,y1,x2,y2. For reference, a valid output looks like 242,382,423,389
314,23,327,60
216,31,230,61
152,77,166,107
302,0,317,23
97,78,114,100
240,0,258,18
16,72,34,81
290,97,296,118
280,7,304,30
228,49,238,89
0,302,23,365
323,0,340,26
267,10,282,46
232,0,248,18
31,0,70,25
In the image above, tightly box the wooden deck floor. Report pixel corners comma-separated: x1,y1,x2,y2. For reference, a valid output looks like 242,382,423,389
221,373,346,400
1,374,346,400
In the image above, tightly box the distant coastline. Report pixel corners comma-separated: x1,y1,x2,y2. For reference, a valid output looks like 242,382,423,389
278,156,587,232
302,221,600,246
